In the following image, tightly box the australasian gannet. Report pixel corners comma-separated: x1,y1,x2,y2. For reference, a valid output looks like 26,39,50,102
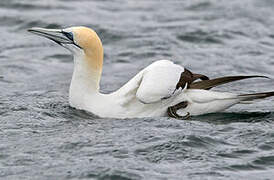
28,26,274,119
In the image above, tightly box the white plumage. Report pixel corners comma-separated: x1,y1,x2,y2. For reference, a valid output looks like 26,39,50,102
136,60,184,104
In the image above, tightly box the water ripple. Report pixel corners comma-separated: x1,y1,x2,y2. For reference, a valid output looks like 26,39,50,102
1,0,274,179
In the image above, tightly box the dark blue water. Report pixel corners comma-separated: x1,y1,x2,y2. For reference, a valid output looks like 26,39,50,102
1,0,274,179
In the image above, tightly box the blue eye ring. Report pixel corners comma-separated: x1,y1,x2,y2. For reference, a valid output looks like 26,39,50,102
61,30,82,49
62,31,74,41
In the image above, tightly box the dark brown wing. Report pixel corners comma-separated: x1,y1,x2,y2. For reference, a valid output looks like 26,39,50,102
189,75,269,90
175,68,209,89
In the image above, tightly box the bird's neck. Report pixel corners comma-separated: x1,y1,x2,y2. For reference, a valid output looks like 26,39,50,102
69,51,103,108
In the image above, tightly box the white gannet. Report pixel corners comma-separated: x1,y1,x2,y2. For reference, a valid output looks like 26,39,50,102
28,26,274,119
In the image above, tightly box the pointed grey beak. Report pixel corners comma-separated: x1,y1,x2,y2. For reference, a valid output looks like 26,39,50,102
28,27,74,45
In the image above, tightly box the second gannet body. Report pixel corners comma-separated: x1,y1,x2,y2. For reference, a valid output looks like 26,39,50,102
28,26,274,119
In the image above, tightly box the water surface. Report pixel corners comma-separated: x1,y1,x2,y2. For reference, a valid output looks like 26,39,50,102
1,0,274,179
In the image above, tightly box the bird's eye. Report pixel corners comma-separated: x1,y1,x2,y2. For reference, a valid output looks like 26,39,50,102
63,31,74,41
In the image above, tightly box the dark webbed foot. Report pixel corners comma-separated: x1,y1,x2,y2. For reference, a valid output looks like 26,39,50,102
167,101,190,120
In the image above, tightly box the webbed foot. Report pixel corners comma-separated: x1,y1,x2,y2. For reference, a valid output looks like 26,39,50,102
167,101,190,120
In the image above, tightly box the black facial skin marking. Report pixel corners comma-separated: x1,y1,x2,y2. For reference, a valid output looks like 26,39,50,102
62,31,74,41
61,31,82,49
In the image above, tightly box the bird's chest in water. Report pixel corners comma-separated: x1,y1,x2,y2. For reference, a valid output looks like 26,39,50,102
69,92,85,109
68,85,89,110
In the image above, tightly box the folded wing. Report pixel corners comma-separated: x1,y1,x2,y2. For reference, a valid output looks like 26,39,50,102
136,60,184,104
189,75,268,90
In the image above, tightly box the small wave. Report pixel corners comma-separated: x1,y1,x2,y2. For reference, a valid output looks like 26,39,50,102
188,171,225,179
177,30,225,44
194,112,273,124
35,99,98,120
258,141,274,151
217,149,257,159
253,155,274,166
93,27,125,44
186,2,212,11
43,54,72,63
134,134,231,163
2,64,37,76
15,21,62,32
82,170,142,180
0,2,71,11
224,163,265,171
0,16,25,27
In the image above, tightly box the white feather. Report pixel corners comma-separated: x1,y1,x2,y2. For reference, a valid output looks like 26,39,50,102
76,60,244,118
136,60,183,104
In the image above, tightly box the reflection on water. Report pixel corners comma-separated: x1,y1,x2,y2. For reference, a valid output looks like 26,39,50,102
0,0,274,179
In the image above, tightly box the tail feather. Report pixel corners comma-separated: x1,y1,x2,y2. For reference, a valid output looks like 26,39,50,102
238,91,274,101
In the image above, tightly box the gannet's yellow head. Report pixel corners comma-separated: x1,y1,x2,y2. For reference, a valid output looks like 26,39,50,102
28,26,103,72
